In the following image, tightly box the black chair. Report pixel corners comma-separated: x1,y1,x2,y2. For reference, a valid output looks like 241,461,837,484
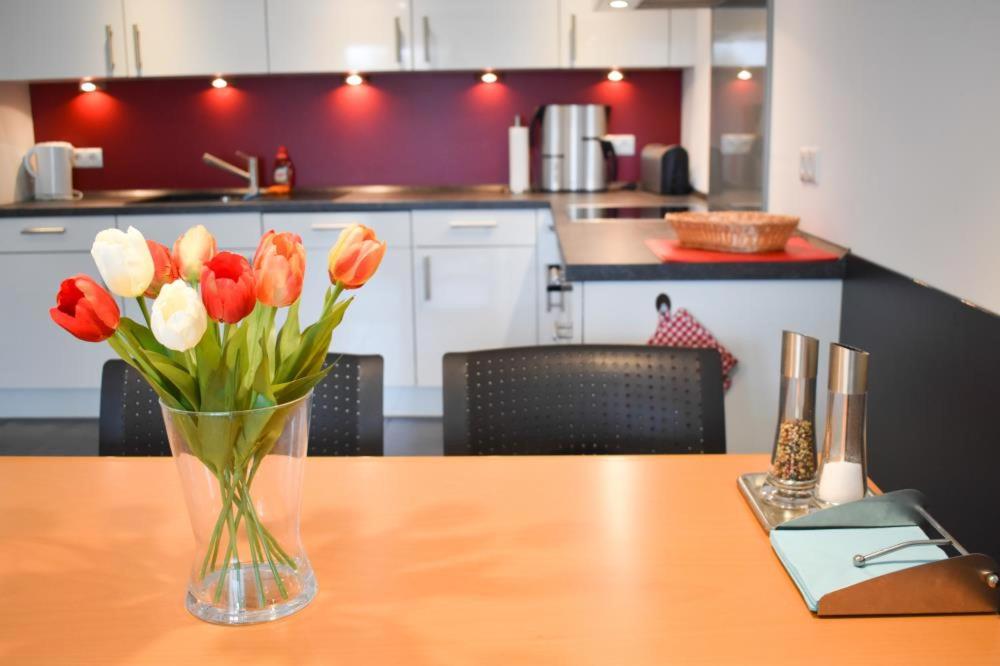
99,353,384,456
442,345,725,455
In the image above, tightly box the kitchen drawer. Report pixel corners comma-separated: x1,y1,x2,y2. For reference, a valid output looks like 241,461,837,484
0,216,113,253
413,209,537,247
119,213,262,249
263,212,411,249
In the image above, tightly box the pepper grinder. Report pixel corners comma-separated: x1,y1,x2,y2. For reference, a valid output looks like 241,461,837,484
762,331,819,509
814,343,871,507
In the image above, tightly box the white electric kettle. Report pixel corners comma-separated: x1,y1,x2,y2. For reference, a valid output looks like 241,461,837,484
23,141,82,201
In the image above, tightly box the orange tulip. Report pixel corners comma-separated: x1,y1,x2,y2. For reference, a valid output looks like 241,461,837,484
50,275,121,342
253,230,306,307
145,240,179,297
201,252,257,324
327,224,386,289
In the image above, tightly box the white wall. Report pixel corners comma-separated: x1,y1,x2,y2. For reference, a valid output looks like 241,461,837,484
0,82,33,204
680,8,712,194
768,0,1000,314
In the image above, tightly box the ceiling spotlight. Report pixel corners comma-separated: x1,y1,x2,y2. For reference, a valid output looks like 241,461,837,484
211,76,229,89
607,68,625,82
609,0,629,8
737,69,753,81
79,80,99,93
344,72,365,86
479,70,499,84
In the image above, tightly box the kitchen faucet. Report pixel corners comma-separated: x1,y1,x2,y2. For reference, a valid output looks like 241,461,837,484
202,151,259,199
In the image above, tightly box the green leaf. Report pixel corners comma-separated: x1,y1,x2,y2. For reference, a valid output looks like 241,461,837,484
276,297,352,384
148,353,200,411
272,363,334,405
276,299,302,369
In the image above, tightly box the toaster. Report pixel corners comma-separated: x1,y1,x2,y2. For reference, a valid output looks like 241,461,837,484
640,144,693,195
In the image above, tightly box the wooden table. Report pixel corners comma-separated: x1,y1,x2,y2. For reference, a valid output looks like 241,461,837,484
1,454,998,665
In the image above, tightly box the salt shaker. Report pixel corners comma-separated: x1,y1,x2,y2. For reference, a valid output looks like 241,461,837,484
763,331,819,508
814,343,871,507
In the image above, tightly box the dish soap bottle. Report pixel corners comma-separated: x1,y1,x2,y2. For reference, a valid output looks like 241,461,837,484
272,145,295,195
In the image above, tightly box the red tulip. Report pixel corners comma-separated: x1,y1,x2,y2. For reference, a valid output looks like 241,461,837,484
49,275,121,342
145,240,179,298
253,230,306,307
200,252,257,324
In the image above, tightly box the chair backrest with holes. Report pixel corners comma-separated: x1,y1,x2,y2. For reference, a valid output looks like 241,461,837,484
99,354,383,456
442,345,725,455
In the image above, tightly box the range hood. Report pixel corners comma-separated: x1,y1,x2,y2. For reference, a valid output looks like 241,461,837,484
633,0,765,8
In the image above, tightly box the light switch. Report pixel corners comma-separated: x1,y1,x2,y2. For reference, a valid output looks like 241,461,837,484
73,147,103,169
604,134,636,157
799,146,819,184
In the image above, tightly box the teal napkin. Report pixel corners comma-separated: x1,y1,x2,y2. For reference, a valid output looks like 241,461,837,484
770,526,948,611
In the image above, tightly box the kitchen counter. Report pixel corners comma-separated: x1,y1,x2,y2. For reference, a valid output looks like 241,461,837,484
0,186,847,281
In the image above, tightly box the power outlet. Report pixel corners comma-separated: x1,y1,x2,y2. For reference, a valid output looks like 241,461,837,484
799,146,819,184
605,134,636,157
73,147,103,169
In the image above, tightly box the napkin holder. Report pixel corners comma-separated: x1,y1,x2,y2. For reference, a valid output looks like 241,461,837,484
775,489,999,616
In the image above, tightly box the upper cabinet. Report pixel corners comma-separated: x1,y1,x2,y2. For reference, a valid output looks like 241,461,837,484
668,9,704,69
411,0,559,70
122,0,268,77
268,0,413,73
0,0,128,81
562,0,673,68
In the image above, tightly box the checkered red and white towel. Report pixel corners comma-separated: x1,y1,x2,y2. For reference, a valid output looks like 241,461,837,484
647,308,738,390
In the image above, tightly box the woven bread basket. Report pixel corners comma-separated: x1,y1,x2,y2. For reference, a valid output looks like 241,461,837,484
665,211,800,253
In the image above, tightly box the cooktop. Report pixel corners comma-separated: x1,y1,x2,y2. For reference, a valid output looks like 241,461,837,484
567,205,695,221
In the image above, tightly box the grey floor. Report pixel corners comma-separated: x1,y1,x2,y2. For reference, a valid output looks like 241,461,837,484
0,417,443,456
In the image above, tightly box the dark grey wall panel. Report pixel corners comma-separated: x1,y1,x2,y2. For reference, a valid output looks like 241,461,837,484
840,254,1000,559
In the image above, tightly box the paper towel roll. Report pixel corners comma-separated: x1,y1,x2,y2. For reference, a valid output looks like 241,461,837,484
508,117,529,194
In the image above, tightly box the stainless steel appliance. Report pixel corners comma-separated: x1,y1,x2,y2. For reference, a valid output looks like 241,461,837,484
532,104,616,192
641,144,693,195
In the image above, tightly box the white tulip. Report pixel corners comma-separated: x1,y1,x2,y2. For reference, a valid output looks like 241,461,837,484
90,226,155,298
150,281,208,352
173,224,217,282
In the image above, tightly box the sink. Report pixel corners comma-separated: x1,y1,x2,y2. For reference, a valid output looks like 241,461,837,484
128,190,254,204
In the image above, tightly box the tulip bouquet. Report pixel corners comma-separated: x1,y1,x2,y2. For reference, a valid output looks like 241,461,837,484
51,222,385,611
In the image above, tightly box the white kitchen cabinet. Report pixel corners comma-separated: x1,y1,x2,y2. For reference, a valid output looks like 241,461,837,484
581,279,843,454
669,9,707,68
264,212,416,387
414,246,537,386
267,0,413,73
0,217,118,390
0,0,127,81
562,0,672,68
123,0,268,77
412,0,559,70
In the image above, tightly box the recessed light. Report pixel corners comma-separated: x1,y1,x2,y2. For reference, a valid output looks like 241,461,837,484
345,72,365,86
737,69,753,81
479,70,499,84
79,80,98,93
610,0,629,8
607,69,625,82
211,76,228,89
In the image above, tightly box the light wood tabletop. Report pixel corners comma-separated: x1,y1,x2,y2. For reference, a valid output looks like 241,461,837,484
1,454,998,665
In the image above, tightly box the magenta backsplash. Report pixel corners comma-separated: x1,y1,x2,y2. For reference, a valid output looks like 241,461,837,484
29,70,682,190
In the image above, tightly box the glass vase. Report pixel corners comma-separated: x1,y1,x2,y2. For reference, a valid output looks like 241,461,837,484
161,392,317,625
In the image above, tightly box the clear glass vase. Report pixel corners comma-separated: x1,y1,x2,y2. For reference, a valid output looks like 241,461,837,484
161,392,317,625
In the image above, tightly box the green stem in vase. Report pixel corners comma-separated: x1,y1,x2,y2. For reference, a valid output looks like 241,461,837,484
200,473,237,580
238,476,289,600
241,487,267,609
136,297,152,328
213,471,244,604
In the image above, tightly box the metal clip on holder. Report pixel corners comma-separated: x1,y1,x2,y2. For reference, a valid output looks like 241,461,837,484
775,489,1000,616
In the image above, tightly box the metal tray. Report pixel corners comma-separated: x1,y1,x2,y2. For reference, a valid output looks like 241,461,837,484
737,472,816,531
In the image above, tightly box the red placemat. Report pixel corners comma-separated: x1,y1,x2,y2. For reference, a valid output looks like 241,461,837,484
644,236,840,263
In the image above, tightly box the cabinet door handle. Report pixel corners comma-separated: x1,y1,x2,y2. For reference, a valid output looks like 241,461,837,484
310,222,352,231
569,14,577,66
394,16,403,65
423,255,431,301
21,226,66,235
449,220,498,229
422,16,430,64
132,24,142,74
105,24,115,72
